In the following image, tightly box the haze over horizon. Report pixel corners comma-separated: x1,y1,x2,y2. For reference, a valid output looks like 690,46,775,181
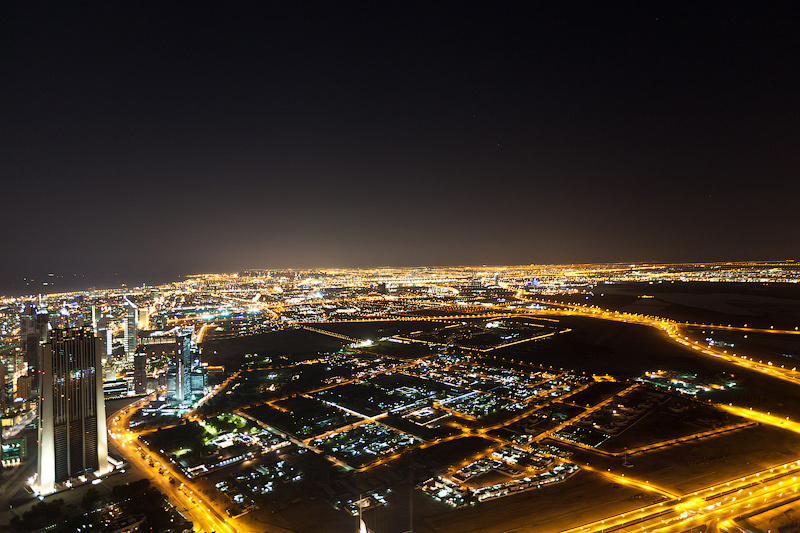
5,259,799,300
2,3,798,295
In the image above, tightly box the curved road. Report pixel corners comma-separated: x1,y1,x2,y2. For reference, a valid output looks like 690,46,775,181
106,396,241,533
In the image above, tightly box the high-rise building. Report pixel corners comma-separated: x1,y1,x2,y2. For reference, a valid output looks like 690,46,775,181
0,360,7,408
165,333,205,405
133,346,147,395
21,304,50,393
175,334,192,402
123,297,138,359
137,307,150,330
15,373,32,401
36,326,109,495
96,315,112,357
91,304,100,332
37,311,51,343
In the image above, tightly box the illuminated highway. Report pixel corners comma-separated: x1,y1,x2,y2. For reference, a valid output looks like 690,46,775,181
516,299,800,387
718,405,800,434
106,398,244,533
489,299,800,531
561,460,800,533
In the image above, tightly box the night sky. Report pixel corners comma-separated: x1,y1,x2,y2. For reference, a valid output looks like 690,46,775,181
2,3,798,294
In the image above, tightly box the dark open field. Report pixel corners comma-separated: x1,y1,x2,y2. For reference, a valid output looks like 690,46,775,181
201,327,345,368
305,320,445,339
418,469,652,533
685,326,800,367
559,423,800,496
495,315,800,419
539,282,800,330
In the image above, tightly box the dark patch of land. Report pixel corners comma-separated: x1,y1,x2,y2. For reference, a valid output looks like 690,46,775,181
305,320,443,340
597,395,746,452
495,315,800,419
245,400,359,439
201,327,345,369
557,423,800,496
407,437,496,472
563,380,629,407
538,282,800,330
360,339,437,359
686,326,800,366
418,469,653,533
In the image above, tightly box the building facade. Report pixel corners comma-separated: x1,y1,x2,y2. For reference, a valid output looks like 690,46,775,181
133,346,147,395
124,297,138,359
165,334,205,405
37,326,109,494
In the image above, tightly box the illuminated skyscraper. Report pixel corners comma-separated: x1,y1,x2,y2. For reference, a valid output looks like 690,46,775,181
175,334,192,402
166,333,205,405
133,346,147,395
91,304,100,331
21,304,48,392
96,315,112,357
0,361,7,408
124,297,138,358
37,326,109,495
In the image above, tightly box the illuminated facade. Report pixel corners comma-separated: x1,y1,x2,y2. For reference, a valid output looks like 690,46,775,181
133,347,147,395
124,297,138,358
37,326,109,494
165,334,205,405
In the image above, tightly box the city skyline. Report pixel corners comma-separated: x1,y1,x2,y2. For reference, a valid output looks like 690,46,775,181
2,3,799,294
4,259,800,299
2,6,799,525
4,264,800,532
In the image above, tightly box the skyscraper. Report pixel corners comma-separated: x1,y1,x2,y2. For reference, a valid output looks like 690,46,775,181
0,361,7,408
165,333,205,405
90,304,100,331
96,315,112,357
133,346,147,395
175,334,192,402
22,305,51,393
123,297,138,358
37,326,109,495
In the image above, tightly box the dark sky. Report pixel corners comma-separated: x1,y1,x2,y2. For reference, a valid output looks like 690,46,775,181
2,2,799,294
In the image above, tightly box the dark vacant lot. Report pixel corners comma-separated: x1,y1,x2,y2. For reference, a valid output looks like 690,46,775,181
496,316,800,419
539,282,800,330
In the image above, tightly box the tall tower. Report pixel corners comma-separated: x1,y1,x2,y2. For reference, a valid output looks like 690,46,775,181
0,361,7,408
96,315,112,357
37,326,109,495
175,334,192,402
20,303,38,384
133,346,147,395
21,304,50,393
90,304,100,333
123,297,138,359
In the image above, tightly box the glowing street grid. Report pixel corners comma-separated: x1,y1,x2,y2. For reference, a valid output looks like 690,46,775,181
407,357,586,403
242,351,592,490
309,422,420,468
434,390,526,420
